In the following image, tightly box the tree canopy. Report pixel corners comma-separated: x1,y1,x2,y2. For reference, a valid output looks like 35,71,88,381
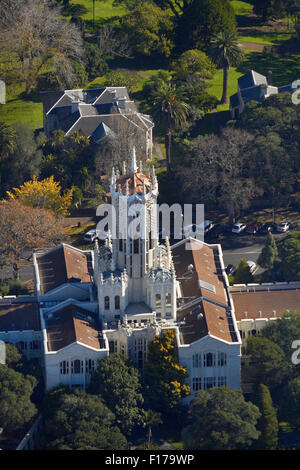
88,354,144,435
40,387,127,450
182,387,261,450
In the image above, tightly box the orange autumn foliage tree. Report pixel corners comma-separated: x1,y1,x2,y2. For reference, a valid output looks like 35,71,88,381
7,176,73,216
142,329,190,414
0,199,65,278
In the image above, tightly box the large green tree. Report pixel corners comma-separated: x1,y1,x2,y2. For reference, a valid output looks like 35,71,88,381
280,377,300,428
119,3,174,57
176,0,236,51
246,336,291,390
254,384,278,450
182,387,261,450
261,310,300,360
234,258,254,284
40,387,127,450
88,354,144,436
257,232,278,270
0,365,37,434
209,30,244,104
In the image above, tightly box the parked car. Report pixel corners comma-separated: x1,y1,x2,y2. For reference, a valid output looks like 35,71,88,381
246,221,262,234
83,229,97,243
258,222,277,234
225,264,236,275
232,222,246,234
276,221,290,233
247,260,257,274
205,223,231,240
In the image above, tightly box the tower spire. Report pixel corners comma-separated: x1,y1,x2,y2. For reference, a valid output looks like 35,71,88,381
130,146,138,174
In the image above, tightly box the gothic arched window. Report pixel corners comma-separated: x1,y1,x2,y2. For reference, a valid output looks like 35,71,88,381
115,295,120,310
104,296,110,310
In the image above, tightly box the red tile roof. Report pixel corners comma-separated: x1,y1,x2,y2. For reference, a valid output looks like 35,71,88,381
36,245,92,294
46,304,102,351
232,289,300,321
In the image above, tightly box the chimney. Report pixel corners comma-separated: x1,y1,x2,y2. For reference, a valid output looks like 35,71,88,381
244,311,248,318
267,70,273,85
71,100,80,114
258,310,262,318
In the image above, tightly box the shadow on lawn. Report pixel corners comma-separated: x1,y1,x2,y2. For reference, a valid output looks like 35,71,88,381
237,51,300,85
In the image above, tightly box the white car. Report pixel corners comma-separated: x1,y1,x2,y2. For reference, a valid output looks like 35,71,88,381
232,222,246,234
83,229,97,243
277,221,290,233
247,260,257,274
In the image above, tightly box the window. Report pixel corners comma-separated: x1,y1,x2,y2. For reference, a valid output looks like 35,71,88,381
17,341,27,351
115,295,120,310
134,238,139,254
204,353,215,367
193,353,202,368
166,293,172,306
155,294,161,307
71,359,83,374
85,359,95,373
166,312,171,318
119,239,123,252
218,352,227,367
30,340,40,350
204,377,216,390
192,377,201,391
60,360,69,375
218,376,227,387
104,296,110,310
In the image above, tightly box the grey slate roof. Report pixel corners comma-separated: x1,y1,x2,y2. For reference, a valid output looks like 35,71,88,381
41,87,152,138
240,85,264,104
238,70,267,90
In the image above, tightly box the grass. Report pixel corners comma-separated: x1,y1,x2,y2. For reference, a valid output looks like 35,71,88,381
66,221,95,246
65,0,126,27
0,83,43,128
239,31,294,46
230,0,253,17
207,66,244,111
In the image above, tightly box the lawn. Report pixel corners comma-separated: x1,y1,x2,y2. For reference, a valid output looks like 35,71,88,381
65,0,126,27
239,30,294,46
230,0,253,16
0,84,43,129
207,66,244,111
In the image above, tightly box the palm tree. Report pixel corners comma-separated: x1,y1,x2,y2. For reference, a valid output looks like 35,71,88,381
209,31,244,105
143,410,162,448
149,81,190,173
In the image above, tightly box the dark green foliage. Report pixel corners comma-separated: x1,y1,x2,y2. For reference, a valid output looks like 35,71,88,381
254,384,278,450
84,42,108,80
182,387,261,450
104,70,138,93
40,388,127,450
246,336,290,390
275,233,300,282
251,0,287,21
280,377,300,428
0,364,37,434
234,258,254,284
261,310,300,361
88,354,144,435
258,232,278,269
176,0,237,52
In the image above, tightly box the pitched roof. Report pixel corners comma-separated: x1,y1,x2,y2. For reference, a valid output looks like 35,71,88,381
172,239,239,344
45,304,102,351
116,172,152,195
238,70,267,90
36,245,93,294
232,289,300,321
0,300,40,331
